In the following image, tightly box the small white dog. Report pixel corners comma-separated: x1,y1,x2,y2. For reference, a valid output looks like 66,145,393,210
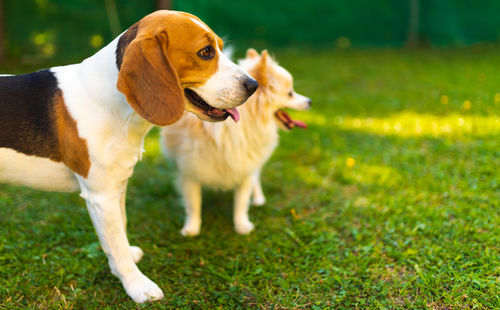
161,49,310,236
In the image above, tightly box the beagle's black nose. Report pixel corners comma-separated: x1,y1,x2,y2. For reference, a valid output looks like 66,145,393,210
243,78,258,96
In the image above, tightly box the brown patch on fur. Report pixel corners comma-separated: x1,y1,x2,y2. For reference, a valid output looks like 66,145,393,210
147,11,220,86
0,70,90,177
52,92,91,177
116,10,223,126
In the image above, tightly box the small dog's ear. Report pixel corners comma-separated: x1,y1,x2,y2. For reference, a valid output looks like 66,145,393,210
246,48,259,59
253,49,269,86
260,50,270,68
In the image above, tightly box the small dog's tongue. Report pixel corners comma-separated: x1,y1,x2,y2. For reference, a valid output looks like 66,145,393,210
275,109,307,129
293,119,307,129
225,108,240,122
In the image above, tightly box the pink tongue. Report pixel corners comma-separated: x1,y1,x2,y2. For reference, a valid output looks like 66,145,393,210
293,120,307,129
225,108,240,122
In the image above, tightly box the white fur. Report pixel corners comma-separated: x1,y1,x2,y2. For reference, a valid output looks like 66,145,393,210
0,15,253,303
0,148,79,192
161,51,311,236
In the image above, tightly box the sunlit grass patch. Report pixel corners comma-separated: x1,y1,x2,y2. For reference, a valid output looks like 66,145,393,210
294,156,402,189
303,110,500,138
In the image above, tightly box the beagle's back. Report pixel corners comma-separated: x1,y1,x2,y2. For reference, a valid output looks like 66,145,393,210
0,70,86,192
0,70,61,159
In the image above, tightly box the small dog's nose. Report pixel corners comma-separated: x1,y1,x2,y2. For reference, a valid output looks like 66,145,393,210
243,78,258,96
307,98,312,107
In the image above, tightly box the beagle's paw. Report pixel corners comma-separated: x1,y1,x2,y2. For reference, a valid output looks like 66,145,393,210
235,219,255,235
130,246,144,263
124,273,164,303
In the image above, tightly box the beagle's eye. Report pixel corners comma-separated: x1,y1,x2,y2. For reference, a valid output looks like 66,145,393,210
288,91,293,97
197,46,215,60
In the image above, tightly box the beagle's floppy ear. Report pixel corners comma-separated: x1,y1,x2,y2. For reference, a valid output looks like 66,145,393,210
246,48,259,59
117,32,184,126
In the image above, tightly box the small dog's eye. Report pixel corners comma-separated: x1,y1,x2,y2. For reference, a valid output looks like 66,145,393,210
288,91,293,97
197,46,215,60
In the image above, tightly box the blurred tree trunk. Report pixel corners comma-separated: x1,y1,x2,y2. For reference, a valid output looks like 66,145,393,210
0,0,4,62
406,0,420,47
105,0,121,36
156,0,172,10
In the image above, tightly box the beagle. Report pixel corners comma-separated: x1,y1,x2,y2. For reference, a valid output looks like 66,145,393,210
0,10,257,303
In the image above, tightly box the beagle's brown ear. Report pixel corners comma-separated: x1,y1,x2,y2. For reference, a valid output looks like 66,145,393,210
246,48,259,59
117,32,184,126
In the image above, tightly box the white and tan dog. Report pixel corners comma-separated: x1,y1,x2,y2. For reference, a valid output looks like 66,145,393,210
161,49,310,236
0,11,257,302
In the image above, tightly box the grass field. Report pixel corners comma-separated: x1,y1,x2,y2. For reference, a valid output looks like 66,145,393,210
1,47,499,309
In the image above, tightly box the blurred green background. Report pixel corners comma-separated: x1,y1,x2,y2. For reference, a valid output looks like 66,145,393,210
3,0,500,63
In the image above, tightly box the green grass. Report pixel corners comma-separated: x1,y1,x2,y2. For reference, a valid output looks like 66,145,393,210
1,47,499,309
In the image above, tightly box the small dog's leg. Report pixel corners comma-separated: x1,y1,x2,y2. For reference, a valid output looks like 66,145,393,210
234,176,255,234
82,184,163,303
119,181,143,263
179,176,202,237
251,170,266,206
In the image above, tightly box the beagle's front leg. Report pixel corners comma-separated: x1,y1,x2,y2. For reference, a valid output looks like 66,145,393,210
80,181,163,303
119,181,144,263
